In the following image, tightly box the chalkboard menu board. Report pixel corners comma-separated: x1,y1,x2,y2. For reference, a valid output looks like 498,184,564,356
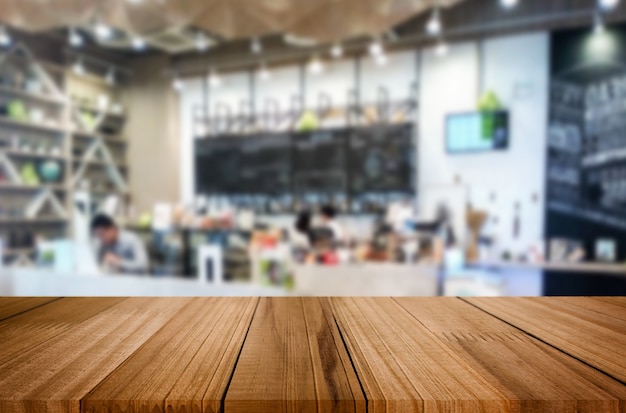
349,124,414,194
292,129,348,194
194,125,417,212
546,25,626,261
239,134,291,195
195,137,242,194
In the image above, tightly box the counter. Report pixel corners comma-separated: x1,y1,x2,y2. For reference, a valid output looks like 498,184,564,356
0,297,624,412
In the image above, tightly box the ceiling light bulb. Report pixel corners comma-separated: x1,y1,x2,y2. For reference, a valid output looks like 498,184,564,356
195,33,210,52
501,0,519,8
172,77,185,92
308,58,324,74
369,40,383,56
599,0,620,10
105,68,115,85
330,43,343,58
435,41,449,57
94,22,113,40
258,66,271,81
69,28,83,47
426,9,442,36
209,71,221,88
73,59,85,75
0,27,11,47
132,36,146,50
251,37,262,54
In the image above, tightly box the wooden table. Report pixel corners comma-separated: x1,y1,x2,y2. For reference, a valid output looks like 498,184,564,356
0,297,625,412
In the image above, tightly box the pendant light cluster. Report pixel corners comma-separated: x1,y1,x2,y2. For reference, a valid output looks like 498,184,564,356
170,0,623,92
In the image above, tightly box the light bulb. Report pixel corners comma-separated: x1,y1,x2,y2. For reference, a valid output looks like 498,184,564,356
330,43,343,58
426,9,442,36
94,22,113,40
308,58,324,74
599,0,620,10
195,33,210,52
0,26,11,47
501,0,519,9
209,72,221,88
69,28,83,47
173,77,185,92
369,40,383,56
251,37,262,54
132,36,146,50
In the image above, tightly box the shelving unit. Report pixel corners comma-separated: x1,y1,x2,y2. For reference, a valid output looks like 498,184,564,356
0,43,131,267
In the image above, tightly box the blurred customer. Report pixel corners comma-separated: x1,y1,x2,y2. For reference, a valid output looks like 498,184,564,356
91,214,149,274
320,205,345,242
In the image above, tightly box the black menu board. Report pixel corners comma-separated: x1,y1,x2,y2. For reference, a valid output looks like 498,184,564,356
195,137,242,194
239,133,291,195
349,124,415,194
292,129,348,194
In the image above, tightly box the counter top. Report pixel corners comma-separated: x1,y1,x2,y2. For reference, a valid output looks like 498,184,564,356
471,260,626,276
0,297,625,412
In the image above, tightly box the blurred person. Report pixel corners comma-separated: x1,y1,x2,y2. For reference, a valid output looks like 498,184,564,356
294,210,338,264
91,214,149,274
320,205,345,242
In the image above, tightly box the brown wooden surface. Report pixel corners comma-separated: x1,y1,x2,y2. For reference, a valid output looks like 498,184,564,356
0,297,624,412
466,297,626,385
225,297,366,413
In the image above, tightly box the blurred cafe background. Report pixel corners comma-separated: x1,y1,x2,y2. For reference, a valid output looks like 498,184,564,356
0,0,625,296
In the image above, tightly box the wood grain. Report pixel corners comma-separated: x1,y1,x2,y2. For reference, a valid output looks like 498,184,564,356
0,297,624,413
465,297,626,384
395,297,626,412
332,297,509,412
224,297,366,413
0,297,190,413
0,297,59,321
82,297,258,413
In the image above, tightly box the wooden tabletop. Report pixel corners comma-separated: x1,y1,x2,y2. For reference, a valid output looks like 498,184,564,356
0,297,624,412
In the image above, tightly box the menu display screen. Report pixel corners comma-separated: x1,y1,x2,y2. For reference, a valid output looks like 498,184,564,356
446,112,509,154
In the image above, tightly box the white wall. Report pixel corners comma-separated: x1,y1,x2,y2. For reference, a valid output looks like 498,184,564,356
419,33,549,256
179,32,549,255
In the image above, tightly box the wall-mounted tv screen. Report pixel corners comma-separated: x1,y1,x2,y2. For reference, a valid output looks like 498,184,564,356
446,111,509,154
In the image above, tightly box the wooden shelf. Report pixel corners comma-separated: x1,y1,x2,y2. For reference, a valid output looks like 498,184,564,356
72,158,128,169
72,131,127,145
0,183,67,191
0,116,67,134
0,85,67,107
0,217,67,224
73,103,126,119
2,149,67,161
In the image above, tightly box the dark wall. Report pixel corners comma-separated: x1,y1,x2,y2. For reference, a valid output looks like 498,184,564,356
546,23,626,262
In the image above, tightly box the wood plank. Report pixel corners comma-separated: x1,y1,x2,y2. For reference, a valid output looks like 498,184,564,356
465,297,626,384
82,297,258,413
0,297,190,413
395,297,626,412
0,297,59,321
331,297,508,412
224,297,366,413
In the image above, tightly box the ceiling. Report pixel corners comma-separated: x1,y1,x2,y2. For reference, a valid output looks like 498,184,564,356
0,0,465,53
